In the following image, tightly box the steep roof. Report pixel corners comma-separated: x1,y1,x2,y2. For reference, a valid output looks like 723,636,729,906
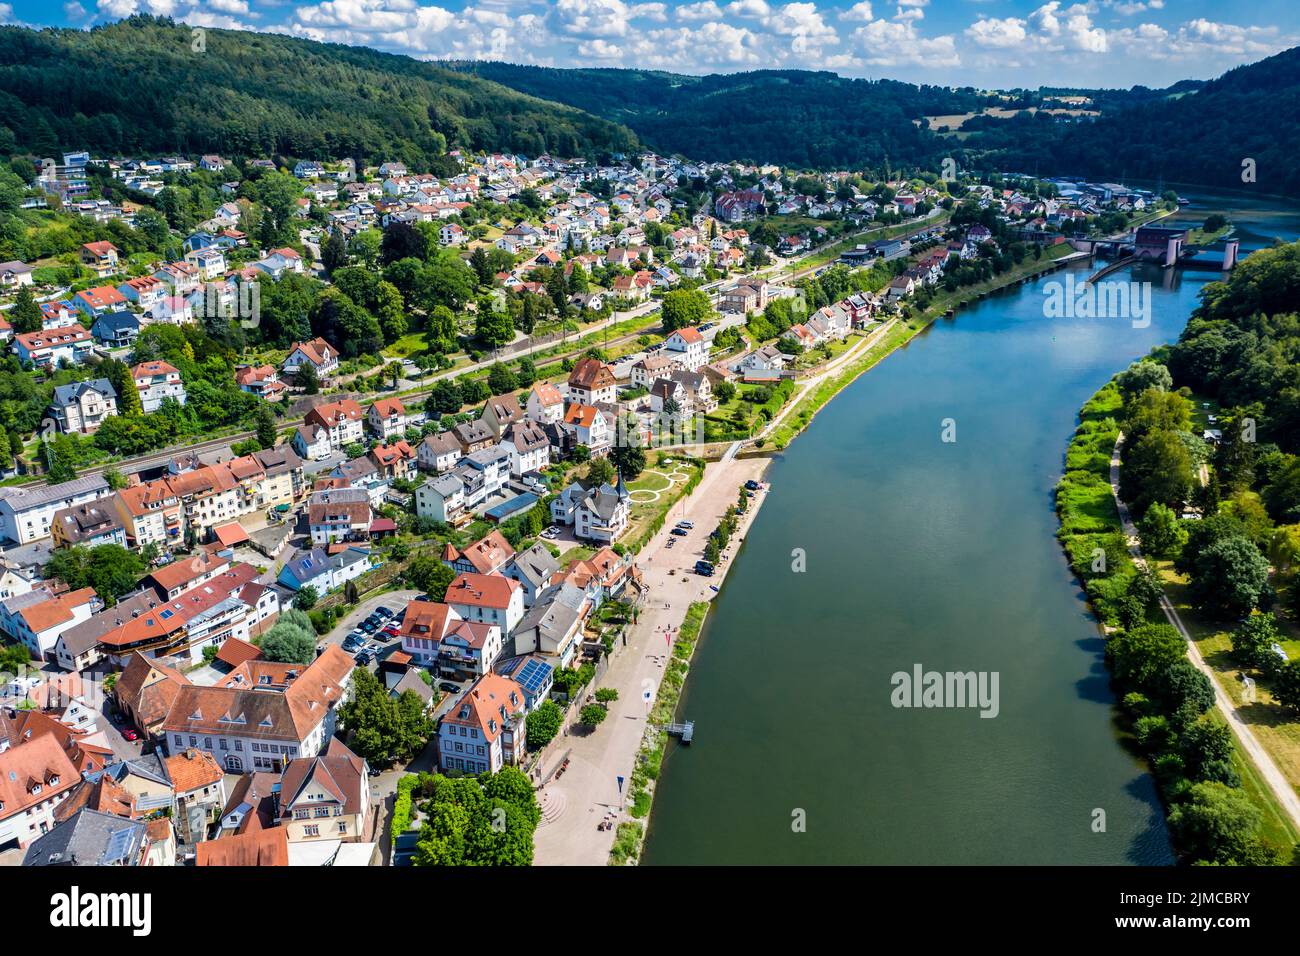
445,572,520,611
196,826,288,866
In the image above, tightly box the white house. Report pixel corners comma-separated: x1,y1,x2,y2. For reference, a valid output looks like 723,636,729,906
132,361,187,413
663,326,708,371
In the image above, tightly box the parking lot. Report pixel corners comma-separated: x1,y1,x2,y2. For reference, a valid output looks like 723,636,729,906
319,588,421,669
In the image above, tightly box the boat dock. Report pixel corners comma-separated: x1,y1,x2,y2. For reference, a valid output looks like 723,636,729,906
665,721,694,744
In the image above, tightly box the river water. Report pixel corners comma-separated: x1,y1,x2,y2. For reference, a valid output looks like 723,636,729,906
641,192,1300,865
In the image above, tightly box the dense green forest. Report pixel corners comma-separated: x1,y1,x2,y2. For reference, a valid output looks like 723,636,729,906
448,64,978,170
965,47,1300,196
0,16,637,168
453,55,1300,196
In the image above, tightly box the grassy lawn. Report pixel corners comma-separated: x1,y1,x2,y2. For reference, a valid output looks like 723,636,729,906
383,331,429,359
1157,561,1300,799
767,321,910,449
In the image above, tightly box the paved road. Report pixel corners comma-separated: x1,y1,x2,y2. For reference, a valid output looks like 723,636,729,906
532,452,771,865
1109,433,1300,832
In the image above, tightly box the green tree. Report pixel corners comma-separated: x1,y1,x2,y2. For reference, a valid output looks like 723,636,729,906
609,439,646,480
579,703,608,727
1188,535,1270,619
339,668,434,768
9,285,41,335
260,616,317,665
1229,613,1281,670
1107,622,1185,692
298,362,320,395
256,405,277,449
43,543,145,607
1115,359,1172,400
1167,781,1267,865
407,553,455,601
660,288,712,332
586,456,615,486
1271,660,1300,713
293,585,319,611
487,363,517,395
1138,502,1186,558
525,699,564,750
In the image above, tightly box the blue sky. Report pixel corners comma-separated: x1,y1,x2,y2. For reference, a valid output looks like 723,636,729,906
5,0,1297,88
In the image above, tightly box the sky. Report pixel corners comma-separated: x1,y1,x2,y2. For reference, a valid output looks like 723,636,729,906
3,0,1297,89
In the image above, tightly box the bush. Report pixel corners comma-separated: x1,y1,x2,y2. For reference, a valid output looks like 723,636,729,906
579,704,608,727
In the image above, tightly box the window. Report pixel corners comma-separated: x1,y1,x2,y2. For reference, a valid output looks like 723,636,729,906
337,821,347,833
304,825,319,837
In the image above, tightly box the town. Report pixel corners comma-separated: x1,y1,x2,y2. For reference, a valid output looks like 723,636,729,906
0,135,1197,867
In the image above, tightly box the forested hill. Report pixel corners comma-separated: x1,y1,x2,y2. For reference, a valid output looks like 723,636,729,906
453,56,1300,197
446,64,974,169
967,46,1300,197
0,16,638,169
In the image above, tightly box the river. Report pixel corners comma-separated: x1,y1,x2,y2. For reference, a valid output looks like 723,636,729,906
641,191,1300,865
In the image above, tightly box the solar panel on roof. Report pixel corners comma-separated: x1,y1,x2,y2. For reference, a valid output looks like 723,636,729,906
514,658,552,695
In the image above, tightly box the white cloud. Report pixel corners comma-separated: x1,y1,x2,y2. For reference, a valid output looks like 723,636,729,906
552,0,635,38
839,1,872,21
966,16,1027,48
726,0,769,19
850,17,957,67
677,0,722,20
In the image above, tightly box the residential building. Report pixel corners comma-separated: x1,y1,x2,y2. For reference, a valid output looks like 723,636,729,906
276,739,370,843
50,497,127,549
0,475,110,545
443,530,514,576
481,393,523,439
367,397,407,439
79,241,119,278
47,379,117,435
235,364,288,402
444,573,524,639
504,541,562,608
418,431,461,474
0,735,81,848
276,546,371,595
437,673,526,775
130,360,186,413
307,488,371,545
526,383,565,424
567,357,617,405
88,311,141,348
551,478,630,544
282,337,339,382
12,325,94,368
563,403,611,454
113,481,183,551
0,587,100,661
117,645,356,773
663,326,708,371
499,419,551,476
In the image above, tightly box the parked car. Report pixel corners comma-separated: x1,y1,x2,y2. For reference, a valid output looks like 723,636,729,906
438,682,461,694
374,606,393,619
744,479,760,491
694,560,715,576
354,650,373,666
122,728,139,742
670,527,688,537
676,520,694,529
